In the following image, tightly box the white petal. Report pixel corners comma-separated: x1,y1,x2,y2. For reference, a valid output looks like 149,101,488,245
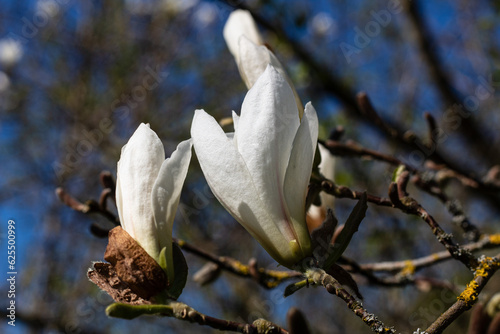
116,123,165,259
191,109,296,266
152,139,192,275
283,102,318,250
223,9,263,60
236,65,300,244
317,142,335,209
115,172,126,233
237,35,273,88
232,110,239,133
237,36,304,117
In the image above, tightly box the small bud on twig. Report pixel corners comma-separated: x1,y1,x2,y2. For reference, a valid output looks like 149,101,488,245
193,262,221,286
287,307,311,334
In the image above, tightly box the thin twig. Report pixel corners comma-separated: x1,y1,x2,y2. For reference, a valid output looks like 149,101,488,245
174,238,301,289
306,268,396,333
321,137,482,239
320,139,413,172
413,174,480,241
107,302,289,334
389,172,478,269
318,178,393,207
403,1,495,166
360,234,500,273
317,175,477,269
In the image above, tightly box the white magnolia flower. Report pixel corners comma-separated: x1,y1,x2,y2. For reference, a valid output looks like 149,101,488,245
223,9,303,116
116,123,192,280
191,65,318,268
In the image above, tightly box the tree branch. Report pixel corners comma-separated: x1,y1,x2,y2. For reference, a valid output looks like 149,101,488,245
107,302,289,334
403,0,496,166
425,255,500,334
306,268,396,333
175,238,301,289
360,234,500,273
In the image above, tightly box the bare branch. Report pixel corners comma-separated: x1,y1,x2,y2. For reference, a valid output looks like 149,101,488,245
425,256,500,333
174,238,301,289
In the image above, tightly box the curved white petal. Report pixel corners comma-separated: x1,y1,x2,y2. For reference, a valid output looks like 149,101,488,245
317,142,336,209
232,110,239,133
237,36,304,117
283,102,318,251
236,65,300,244
116,123,165,259
115,172,125,231
237,35,273,89
223,9,263,60
191,109,296,266
152,139,192,275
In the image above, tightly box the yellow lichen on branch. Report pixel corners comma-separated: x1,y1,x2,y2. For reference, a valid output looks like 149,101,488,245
457,257,500,307
457,281,480,305
400,260,416,276
489,234,500,245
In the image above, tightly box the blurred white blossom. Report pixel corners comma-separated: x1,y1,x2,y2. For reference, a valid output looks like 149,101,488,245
194,2,218,27
0,39,23,67
36,0,60,18
0,71,10,92
160,0,198,14
125,0,155,15
309,12,337,37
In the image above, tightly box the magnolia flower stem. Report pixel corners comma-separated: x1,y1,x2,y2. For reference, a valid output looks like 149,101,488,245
174,238,301,288
305,268,397,334
107,302,288,334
